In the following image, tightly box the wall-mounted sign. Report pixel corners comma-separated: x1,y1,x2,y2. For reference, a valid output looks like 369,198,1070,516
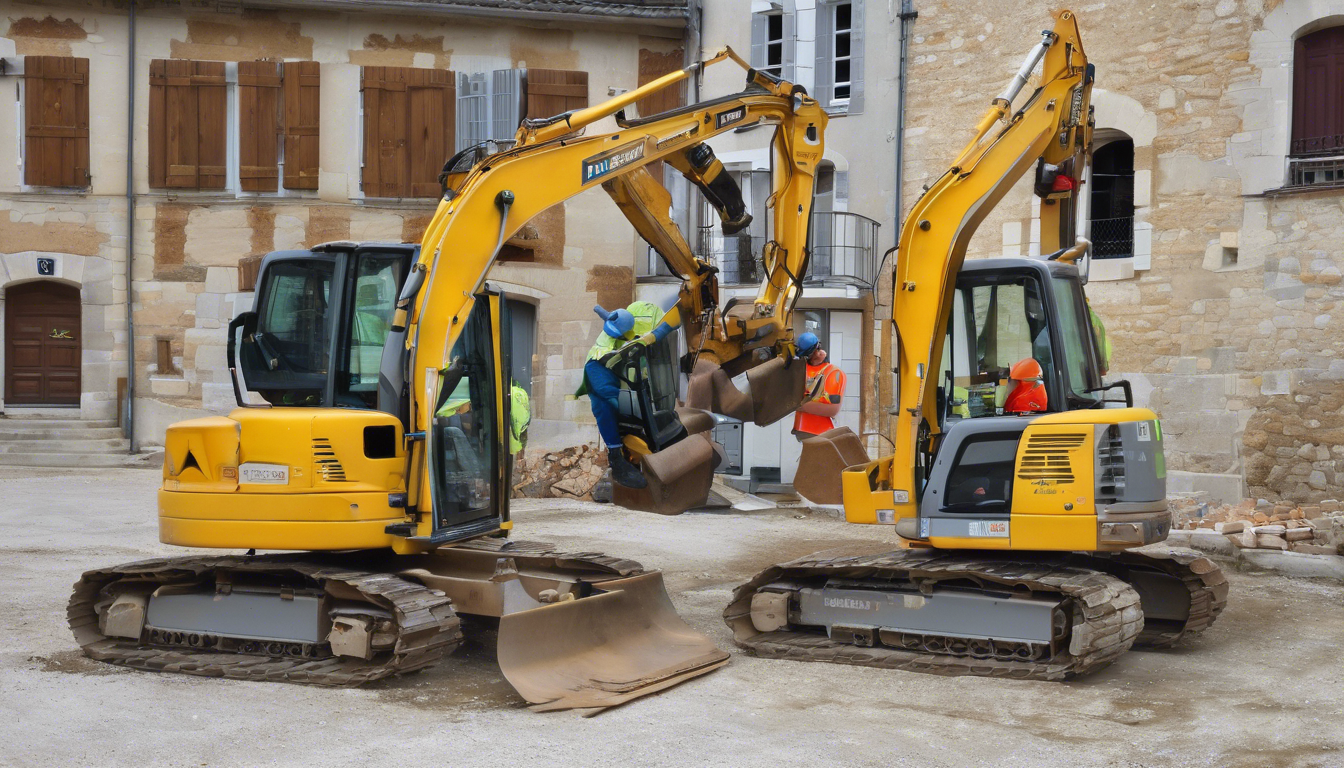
36,258,55,276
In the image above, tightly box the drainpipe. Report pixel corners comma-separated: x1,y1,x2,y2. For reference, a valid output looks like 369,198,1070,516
883,0,916,429
894,0,916,236
124,0,137,452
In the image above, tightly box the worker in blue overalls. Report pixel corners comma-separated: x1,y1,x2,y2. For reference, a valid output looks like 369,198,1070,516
578,300,680,489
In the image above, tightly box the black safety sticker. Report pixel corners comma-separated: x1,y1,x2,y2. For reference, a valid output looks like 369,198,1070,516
714,105,747,130
581,139,646,184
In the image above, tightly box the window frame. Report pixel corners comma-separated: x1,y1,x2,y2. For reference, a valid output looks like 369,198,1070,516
829,2,853,109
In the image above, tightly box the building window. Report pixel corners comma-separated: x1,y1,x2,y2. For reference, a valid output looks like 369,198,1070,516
751,8,794,82
816,0,864,115
1089,139,1135,259
764,14,785,78
149,59,319,194
831,3,853,102
361,66,456,198
21,56,91,189
1290,25,1344,187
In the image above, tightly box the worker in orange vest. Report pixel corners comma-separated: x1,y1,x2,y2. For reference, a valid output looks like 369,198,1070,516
792,332,847,439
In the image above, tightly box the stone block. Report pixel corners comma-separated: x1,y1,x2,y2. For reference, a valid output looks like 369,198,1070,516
1166,471,1245,505
204,267,238,294
150,377,190,397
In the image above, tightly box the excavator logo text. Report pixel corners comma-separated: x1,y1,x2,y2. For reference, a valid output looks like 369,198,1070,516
715,106,746,129
582,139,646,184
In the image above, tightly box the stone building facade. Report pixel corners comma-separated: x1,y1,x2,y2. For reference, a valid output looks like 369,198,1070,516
0,0,690,451
898,0,1344,502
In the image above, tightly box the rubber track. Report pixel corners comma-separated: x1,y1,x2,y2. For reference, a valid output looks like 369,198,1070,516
1080,547,1229,649
724,549,1145,681
67,540,645,687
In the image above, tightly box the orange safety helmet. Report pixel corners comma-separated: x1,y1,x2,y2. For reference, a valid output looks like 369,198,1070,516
1004,357,1048,414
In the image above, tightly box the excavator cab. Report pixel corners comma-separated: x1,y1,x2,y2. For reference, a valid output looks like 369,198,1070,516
603,335,721,514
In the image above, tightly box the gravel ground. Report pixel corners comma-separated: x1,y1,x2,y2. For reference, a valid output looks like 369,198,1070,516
1,467,1341,768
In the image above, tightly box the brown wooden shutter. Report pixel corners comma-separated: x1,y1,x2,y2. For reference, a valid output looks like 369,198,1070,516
525,69,589,121
407,68,455,198
149,59,227,189
1292,26,1344,157
362,66,454,198
23,56,90,188
238,61,282,192
283,61,321,190
636,48,684,119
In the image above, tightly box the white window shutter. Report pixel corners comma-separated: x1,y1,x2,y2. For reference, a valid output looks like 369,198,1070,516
783,10,797,81
751,14,768,69
456,72,491,152
848,0,865,115
814,4,833,105
491,69,525,145
835,170,849,202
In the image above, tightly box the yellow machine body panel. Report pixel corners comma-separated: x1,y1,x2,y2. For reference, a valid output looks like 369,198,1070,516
159,407,417,552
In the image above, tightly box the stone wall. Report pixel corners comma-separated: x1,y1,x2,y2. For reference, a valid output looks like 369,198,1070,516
901,0,1344,502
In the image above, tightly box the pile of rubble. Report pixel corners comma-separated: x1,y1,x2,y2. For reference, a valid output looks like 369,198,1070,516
1170,498,1342,556
512,444,608,501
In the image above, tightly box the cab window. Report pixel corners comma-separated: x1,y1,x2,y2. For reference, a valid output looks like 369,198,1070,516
942,275,1054,420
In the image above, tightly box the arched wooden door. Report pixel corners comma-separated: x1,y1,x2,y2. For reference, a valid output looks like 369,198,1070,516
5,282,81,405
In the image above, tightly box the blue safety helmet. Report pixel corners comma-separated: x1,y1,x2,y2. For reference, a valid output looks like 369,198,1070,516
594,305,636,339
797,331,820,356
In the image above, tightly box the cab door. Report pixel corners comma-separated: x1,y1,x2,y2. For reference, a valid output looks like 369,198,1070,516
426,290,511,538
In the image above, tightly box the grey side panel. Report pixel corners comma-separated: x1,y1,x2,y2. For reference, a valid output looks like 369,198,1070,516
1096,418,1164,505
796,585,1062,644
146,590,329,644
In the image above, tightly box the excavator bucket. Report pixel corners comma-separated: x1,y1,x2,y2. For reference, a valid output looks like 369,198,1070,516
794,426,870,504
686,356,805,426
614,432,716,514
497,570,730,713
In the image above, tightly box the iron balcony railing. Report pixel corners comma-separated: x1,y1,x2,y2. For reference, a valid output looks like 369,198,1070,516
691,211,880,288
1089,216,1134,260
1291,134,1344,158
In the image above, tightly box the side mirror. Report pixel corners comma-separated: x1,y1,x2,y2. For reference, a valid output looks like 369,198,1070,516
1085,379,1133,408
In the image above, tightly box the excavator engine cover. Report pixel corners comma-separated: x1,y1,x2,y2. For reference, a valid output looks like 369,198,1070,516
615,433,716,515
794,426,870,505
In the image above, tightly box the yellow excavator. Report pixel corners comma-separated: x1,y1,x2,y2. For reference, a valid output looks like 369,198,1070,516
725,11,1229,679
68,51,826,711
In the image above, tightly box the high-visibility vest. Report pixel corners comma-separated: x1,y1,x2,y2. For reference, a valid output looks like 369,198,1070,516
584,300,664,363
509,383,530,454
793,361,846,436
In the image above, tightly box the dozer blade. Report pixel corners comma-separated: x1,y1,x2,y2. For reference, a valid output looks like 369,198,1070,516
497,570,730,714
794,426,871,505
614,433,715,515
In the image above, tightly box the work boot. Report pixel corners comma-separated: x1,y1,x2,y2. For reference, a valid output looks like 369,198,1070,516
607,448,648,489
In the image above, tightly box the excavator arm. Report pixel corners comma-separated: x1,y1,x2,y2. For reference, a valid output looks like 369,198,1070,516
870,11,1094,520
403,50,827,522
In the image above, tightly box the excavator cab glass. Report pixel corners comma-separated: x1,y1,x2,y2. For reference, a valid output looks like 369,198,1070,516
431,297,503,533
940,263,1101,426
243,255,338,405
238,244,418,408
